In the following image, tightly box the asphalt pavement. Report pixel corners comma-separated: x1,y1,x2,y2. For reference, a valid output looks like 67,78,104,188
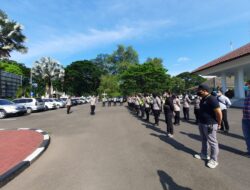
0,103,249,190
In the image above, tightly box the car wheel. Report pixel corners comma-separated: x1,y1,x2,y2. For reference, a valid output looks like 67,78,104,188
27,108,32,114
0,110,7,119
56,104,60,109
45,106,48,111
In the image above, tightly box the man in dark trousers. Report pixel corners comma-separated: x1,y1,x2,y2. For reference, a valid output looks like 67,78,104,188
66,96,72,114
90,96,97,115
194,84,222,169
217,90,231,133
164,92,174,138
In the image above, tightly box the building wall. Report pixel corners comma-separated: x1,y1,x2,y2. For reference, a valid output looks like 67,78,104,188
0,70,22,98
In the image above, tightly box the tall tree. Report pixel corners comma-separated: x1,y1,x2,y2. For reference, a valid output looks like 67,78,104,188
91,54,115,74
176,72,206,90
32,57,65,97
64,60,102,96
120,58,171,95
169,76,185,94
109,45,139,74
97,75,120,97
0,10,27,58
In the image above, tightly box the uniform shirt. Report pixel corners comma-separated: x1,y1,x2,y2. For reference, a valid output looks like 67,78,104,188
217,95,231,110
194,98,200,109
144,97,150,108
66,98,72,106
90,97,97,105
183,95,191,108
199,95,220,124
243,93,250,120
173,98,181,111
153,97,161,110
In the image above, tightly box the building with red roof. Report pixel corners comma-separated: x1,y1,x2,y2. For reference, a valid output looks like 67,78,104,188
193,42,250,103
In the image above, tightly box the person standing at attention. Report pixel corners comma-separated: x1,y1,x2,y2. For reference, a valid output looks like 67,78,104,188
173,94,181,125
194,96,201,124
90,95,97,115
183,93,191,121
66,96,72,114
152,93,161,126
242,81,250,158
164,92,174,137
144,94,151,122
194,84,222,169
217,90,231,133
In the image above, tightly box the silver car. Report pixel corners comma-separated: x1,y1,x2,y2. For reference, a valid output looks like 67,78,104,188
0,99,27,119
13,98,45,113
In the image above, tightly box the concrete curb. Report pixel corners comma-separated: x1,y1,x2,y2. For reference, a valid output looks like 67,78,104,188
0,128,50,188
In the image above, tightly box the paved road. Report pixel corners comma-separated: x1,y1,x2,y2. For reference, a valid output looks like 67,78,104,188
0,104,249,190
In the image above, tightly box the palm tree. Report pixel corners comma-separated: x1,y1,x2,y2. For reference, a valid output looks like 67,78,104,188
32,57,65,97
0,10,27,58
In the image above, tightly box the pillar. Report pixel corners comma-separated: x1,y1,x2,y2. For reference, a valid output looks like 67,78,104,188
234,68,245,98
221,73,227,94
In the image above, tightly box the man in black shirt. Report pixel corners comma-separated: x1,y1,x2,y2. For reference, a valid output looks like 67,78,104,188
194,84,222,169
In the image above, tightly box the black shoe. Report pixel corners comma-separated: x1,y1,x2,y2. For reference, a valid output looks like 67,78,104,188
242,152,250,158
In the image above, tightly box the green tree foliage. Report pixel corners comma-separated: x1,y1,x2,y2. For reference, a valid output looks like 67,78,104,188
0,10,27,58
0,60,23,75
169,76,185,94
120,58,171,95
176,72,206,90
97,75,120,97
109,45,139,74
64,60,102,96
91,54,115,74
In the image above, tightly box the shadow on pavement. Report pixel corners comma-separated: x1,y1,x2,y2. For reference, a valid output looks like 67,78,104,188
141,123,166,135
157,170,192,190
217,130,245,140
179,131,246,156
151,133,197,156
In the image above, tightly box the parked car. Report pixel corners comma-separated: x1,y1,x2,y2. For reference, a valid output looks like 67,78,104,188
60,98,67,104
71,98,78,106
0,99,27,119
52,99,65,108
43,99,57,110
80,97,87,104
13,98,45,114
75,98,82,105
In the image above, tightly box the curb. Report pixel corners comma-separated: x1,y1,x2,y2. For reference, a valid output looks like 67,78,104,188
0,128,50,188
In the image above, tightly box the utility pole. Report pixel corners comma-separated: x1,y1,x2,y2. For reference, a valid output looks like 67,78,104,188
30,69,33,97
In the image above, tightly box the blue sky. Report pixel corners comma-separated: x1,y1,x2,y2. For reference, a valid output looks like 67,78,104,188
1,0,250,75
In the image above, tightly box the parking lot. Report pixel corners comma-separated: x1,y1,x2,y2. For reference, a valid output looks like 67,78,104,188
0,104,250,190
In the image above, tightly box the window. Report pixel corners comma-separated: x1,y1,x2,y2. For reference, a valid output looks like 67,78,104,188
0,99,14,105
26,99,33,103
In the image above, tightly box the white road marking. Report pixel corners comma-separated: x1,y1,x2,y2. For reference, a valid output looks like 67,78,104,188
0,118,17,121
24,147,44,162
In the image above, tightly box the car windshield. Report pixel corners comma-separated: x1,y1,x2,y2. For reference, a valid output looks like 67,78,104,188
0,99,14,105
36,98,43,102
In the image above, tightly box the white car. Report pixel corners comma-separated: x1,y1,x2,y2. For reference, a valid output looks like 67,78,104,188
52,99,65,108
0,99,27,119
13,98,45,113
43,99,57,110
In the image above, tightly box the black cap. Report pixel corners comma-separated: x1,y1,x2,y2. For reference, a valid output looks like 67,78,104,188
198,84,210,92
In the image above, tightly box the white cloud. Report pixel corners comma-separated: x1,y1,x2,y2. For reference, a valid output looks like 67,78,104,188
11,19,173,64
177,57,190,62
